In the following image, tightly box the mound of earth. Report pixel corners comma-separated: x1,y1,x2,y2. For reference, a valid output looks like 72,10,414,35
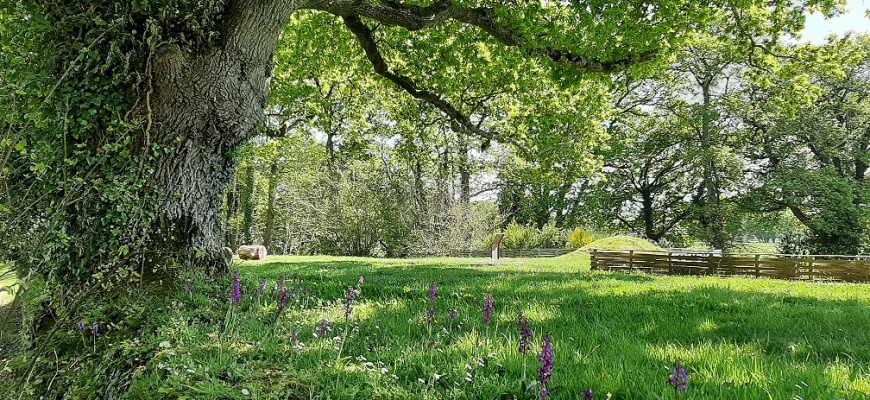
561,236,662,258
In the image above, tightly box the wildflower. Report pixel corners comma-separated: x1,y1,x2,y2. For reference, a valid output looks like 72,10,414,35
517,312,533,355
449,309,457,324
187,286,194,294
359,276,364,286
483,294,494,326
277,275,286,293
276,286,289,318
315,319,330,337
92,321,100,335
231,270,241,305
77,321,86,330
428,281,437,302
258,278,267,298
667,360,688,394
344,286,356,321
427,306,435,324
537,334,554,398
580,388,593,399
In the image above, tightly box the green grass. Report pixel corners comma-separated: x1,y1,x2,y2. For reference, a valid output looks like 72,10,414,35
6,255,870,399
568,235,663,255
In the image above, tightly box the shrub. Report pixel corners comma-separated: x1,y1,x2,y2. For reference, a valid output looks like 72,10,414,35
663,232,694,248
538,221,564,248
409,202,500,256
488,220,567,250
566,228,594,249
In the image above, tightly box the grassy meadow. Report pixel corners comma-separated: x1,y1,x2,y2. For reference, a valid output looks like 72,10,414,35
4,255,870,399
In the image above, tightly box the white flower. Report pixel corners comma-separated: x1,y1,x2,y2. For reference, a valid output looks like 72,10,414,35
241,388,251,396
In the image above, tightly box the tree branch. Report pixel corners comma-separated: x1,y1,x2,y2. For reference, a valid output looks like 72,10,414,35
342,15,532,158
302,0,656,73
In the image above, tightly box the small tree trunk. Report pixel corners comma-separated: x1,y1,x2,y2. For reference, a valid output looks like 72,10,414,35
263,161,278,252
458,133,471,204
240,163,256,246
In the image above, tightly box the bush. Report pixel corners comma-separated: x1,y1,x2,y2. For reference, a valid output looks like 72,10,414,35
487,220,568,250
538,221,564,248
566,228,594,249
409,202,501,256
663,231,694,248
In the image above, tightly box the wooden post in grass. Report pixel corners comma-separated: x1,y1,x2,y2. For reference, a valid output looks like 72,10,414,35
491,233,505,261
754,254,761,278
629,250,635,271
707,253,714,275
808,256,815,280
591,249,598,270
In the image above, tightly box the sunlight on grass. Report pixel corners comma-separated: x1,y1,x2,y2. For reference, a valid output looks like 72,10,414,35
25,255,870,399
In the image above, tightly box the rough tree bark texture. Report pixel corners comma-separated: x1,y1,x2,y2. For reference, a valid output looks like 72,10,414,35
144,1,295,273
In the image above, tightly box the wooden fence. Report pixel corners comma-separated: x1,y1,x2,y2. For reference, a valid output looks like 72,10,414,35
590,249,870,282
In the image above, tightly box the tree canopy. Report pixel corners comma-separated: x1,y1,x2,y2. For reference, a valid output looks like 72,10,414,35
0,0,849,287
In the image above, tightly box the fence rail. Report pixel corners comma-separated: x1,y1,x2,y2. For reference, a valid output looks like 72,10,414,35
590,250,870,282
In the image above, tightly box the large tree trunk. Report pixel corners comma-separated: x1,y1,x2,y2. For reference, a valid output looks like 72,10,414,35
142,1,294,273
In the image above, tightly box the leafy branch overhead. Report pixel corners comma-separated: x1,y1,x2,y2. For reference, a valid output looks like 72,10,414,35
291,0,841,158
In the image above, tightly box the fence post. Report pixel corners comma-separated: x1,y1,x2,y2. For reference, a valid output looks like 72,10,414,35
707,253,715,275
754,254,760,278
808,256,815,280
491,233,505,261
668,251,673,273
629,250,635,271
590,249,598,270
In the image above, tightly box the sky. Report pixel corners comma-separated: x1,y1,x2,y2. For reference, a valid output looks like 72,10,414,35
801,0,869,43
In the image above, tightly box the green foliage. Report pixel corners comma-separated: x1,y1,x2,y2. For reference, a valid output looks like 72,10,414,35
409,202,501,256
735,35,870,255
225,133,502,257
487,220,568,249
499,221,538,250
663,231,696,249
